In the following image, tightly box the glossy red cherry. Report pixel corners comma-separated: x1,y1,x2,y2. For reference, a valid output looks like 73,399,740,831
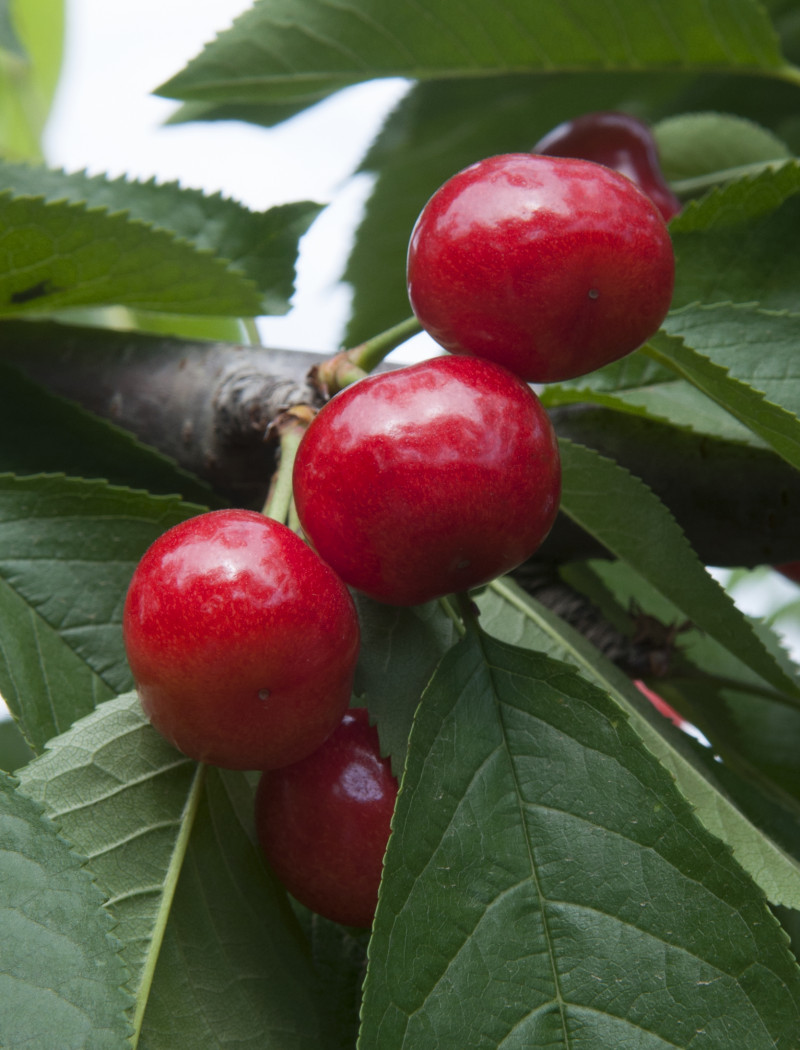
533,110,682,223
293,355,561,606
123,509,360,770
255,707,397,928
406,153,675,384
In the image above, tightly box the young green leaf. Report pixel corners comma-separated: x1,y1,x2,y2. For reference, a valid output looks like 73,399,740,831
0,162,320,315
157,0,788,108
558,438,800,699
16,695,326,1050
0,475,202,749
0,192,263,319
362,629,800,1049
0,769,132,1050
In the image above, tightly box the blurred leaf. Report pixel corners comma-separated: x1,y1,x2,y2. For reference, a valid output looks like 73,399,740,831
361,629,800,1048
0,192,262,319
647,328,800,472
0,768,132,1050
0,475,202,750
158,0,788,108
654,110,792,183
0,162,320,314
558,438,800,699
0,0,63,161
353,593,456,776
16,694,325,1049
0,360,222,506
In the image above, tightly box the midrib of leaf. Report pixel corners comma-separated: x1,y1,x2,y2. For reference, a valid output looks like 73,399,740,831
486,576,800,910
485,628,570,1048
129,760,207,1046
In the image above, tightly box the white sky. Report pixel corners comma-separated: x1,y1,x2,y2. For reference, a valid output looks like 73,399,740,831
43,0,432,356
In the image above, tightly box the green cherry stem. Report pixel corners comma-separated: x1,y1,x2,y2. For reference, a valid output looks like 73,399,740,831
261,406,314,527
312,316,422,396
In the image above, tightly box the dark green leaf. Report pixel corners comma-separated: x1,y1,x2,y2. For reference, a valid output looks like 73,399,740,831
361,630,800,1048
353,593,456,776
0,769,132,1050
0,162,320,314
479,576,800,909
0,716,33,771
0,475,202,749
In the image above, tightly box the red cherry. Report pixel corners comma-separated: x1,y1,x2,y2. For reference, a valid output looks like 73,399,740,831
123,509,360,770
533,111,682,223
255,707,397,928
406,153,675,384
292,355,561,606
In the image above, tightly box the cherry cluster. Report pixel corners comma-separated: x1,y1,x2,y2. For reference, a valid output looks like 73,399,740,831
123,111,676,928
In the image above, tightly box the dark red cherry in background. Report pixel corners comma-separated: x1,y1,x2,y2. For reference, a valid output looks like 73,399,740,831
123,509,360,770
255,707,397,928
293,355,561,607
407,153,675,384
533,110,682,223
776,562,800,584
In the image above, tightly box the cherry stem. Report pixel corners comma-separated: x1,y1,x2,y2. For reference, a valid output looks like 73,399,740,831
261,406,315,526
311,316,422,396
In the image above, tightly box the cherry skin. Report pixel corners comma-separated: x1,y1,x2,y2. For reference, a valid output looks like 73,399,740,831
255,707,397,928
776,562,800,584
123,508,360,770
532,110,682,223
293,355,561,607
406,153,675,384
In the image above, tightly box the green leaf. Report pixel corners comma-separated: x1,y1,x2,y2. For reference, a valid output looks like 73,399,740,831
663,302,800,419
558,438,800,699
361,629,800,1048
0,769,132,1050
158,0,788,108
0,475,201,750
0,0,63,162
353,593,457,776
16,695,325,1049
647,327,800,471
0,714,33,770
670,162,800,312
0,162,320,314
479,576,800,912
654,111,791,183
0,191,263,319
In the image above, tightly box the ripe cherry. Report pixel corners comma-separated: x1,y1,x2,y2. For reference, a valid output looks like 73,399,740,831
123,509,360,770
776,562,800,584
532,110,682,223
406,153,675,384
292,355,561,607
255,707,397,928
